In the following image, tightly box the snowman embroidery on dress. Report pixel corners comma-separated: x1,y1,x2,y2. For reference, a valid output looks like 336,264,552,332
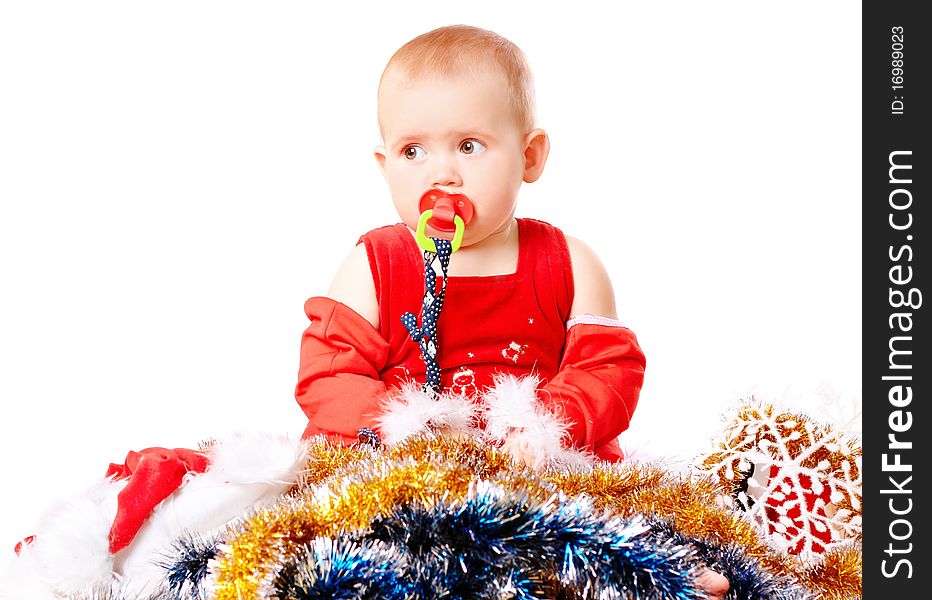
451,367,478,397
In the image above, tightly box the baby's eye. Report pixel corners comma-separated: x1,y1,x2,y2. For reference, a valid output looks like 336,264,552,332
403,145,426,161
459,139,486,155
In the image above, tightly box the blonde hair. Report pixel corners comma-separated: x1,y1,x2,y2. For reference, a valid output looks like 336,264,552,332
378,25,536,133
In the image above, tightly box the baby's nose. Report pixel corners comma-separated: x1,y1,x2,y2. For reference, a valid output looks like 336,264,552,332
430,156,462,187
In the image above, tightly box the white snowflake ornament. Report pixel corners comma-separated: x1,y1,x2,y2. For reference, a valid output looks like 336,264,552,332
695,398,862,557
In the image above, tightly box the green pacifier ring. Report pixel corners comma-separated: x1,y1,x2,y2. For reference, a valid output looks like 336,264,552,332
415,210,464,253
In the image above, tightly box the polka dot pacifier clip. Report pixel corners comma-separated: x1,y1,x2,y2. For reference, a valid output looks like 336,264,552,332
401,207,464,394
356,193,469,448
401,238,453,395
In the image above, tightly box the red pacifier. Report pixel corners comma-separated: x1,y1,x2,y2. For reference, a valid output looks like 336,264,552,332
415,189,474,253
418,189,474,232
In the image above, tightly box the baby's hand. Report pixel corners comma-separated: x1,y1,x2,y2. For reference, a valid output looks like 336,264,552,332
500,432,541,468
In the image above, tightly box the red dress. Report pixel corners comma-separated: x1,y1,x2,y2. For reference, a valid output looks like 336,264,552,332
296,218,645,461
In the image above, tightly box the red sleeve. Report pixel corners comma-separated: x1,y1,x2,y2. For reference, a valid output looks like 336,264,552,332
539,321,646,459
295,296,392,445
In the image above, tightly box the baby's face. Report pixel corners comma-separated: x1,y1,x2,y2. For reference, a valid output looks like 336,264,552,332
376,72,529,247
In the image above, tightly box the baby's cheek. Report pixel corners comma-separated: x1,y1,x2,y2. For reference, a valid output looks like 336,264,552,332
391,197,420,226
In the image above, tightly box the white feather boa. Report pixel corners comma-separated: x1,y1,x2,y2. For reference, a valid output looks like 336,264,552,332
376,374,593,468
375,382,479,444
481,374,593,468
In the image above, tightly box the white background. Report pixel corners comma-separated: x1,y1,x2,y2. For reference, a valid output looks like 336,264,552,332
0,1,861,568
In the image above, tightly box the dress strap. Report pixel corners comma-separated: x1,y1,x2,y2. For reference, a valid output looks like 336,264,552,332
517,218,575,323
358,224,423,341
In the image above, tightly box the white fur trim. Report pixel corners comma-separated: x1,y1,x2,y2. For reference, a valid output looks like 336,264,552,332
376,382,479,445
118,431,308,586
0,553,56,600
482,374,593,468
566,314,627,329
0,431,308,598
0,478,124,599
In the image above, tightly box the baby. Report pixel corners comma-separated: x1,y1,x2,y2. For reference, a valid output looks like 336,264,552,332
295,25,646,467
294,28,730,596
0,25,725,599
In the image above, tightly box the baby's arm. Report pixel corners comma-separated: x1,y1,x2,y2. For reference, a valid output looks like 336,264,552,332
294,244,390,445
326,244,380,330
496,236,645,465
552,236,644,455
553,236,644,454
564,236,618,320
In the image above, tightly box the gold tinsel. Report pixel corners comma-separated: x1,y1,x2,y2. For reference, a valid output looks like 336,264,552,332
216,440,528,600
296,438,371,487
210,434,860,599
797,543,863,599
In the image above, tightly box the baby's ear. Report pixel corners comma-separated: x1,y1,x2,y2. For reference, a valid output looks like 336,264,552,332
373,145,387,177
522,129,550,183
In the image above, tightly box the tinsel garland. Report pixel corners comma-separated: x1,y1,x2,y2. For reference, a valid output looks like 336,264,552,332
269,487,705,599
164,434,860,599
2,398,862,599
158,531,221,598
310,436,859,596
797,543,863,600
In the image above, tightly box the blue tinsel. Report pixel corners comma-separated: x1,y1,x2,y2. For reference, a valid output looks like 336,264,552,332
158,530,220,599
647,520,814,600
276,483,706,599
273,538,413,600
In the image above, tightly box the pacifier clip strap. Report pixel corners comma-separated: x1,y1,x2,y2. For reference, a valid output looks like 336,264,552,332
401,238,453,395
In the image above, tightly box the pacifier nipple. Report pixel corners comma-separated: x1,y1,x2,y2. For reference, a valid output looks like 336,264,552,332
430,197,458,230
418,190,474,233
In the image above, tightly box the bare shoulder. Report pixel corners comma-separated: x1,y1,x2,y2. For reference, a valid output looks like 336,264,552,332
326,243,380,329
564,235,618,319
